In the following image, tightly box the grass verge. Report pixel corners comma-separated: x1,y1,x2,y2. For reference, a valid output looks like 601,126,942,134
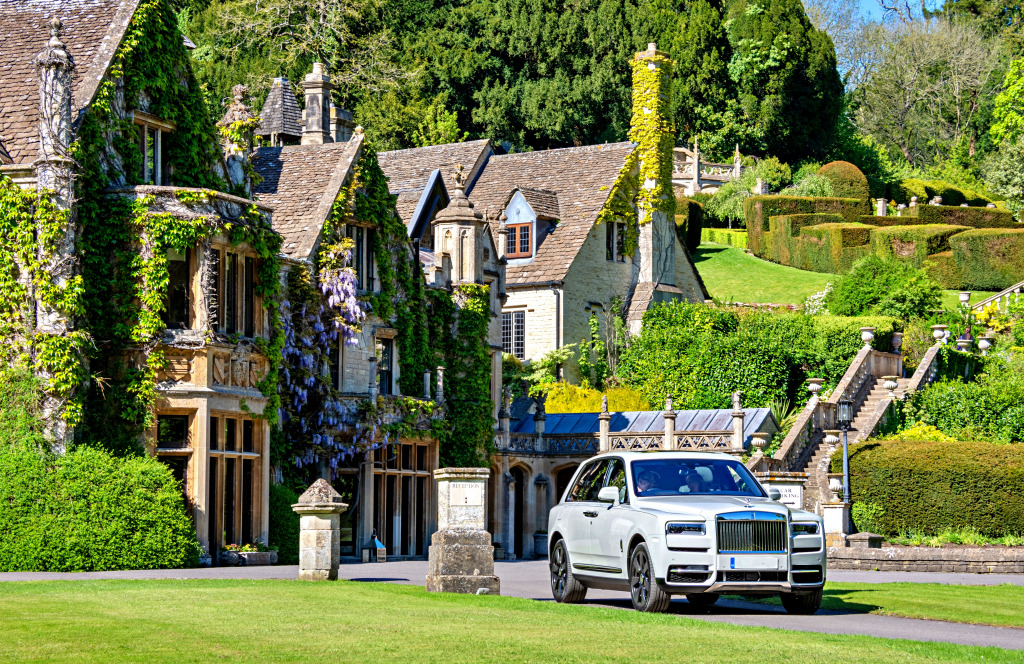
695,243,997,308
740,582,1024,628
0,579,1018,663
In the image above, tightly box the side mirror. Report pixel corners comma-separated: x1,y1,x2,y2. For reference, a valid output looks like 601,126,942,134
598,486,620,504
769,488,782,501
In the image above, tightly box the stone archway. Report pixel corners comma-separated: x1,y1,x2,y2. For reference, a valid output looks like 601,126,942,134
510,464,529,559
554,464,579,504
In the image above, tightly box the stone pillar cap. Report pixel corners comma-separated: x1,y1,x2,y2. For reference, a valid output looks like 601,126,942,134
292,478,348,514
434,467,490,481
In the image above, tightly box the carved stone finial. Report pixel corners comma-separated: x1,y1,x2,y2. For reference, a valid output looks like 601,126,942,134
665,396,673,412
601,394,609,414
731,391,743,411
232,83,247,104
48,17,64,47
452,164,468,191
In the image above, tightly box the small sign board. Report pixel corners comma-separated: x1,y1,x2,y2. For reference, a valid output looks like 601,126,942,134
450,482,483,506
764,482,803,508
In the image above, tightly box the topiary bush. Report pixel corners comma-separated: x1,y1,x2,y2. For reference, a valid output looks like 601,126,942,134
949,228,1024,291
833,439,1024,537
0,443,201,571
674,197,704,252
818,161,870,203
268,483,300,565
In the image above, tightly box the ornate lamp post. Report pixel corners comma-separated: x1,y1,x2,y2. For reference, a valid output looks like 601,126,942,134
836,399,854,511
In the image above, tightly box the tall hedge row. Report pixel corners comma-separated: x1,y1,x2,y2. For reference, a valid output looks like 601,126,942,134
949,229,1024,291
0,444,201,571
700,228,748,248
889,178,994,207
675,197,704,252
835,440,1024,537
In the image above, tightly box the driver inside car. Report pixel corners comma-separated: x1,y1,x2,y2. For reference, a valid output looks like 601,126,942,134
635,471,659,495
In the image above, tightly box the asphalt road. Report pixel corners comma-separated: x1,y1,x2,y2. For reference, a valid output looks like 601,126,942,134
4,561,1024,650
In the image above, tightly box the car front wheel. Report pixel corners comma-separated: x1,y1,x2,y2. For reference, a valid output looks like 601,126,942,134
550,539,587,603
629,542,671,613
780,589,823,614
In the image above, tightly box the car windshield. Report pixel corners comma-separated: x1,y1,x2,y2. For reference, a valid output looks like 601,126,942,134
631,458,765,498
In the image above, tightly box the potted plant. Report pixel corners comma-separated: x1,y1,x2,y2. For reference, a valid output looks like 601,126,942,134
220,541,279,566
534,529,549,558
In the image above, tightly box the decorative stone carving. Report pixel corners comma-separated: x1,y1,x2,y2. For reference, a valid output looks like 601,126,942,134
212,354,229,385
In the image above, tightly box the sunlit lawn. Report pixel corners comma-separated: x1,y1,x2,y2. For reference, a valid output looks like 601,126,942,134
695,243,998,309
0,579,1019,663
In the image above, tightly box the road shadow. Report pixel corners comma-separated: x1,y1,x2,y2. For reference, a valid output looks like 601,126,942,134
346,577,413,583
568,589,881,617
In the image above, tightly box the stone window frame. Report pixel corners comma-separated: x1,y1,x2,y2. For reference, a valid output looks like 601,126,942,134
132,110,175,186
371,440,437,557
208,240,266,339
344,222,378,293
375,327,399,396
208,412,264,549
605,221,627,262
501,310,526,360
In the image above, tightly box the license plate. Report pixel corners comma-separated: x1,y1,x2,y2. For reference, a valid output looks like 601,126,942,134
718,555,780,570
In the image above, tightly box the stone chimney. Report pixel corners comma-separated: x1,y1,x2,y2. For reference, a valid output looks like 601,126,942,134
34,17,81,454
330,105,356,142
301,63,334,145
628,42,675,287
432,164,486,284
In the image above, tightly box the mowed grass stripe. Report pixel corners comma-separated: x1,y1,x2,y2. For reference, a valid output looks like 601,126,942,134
0,579,1017,663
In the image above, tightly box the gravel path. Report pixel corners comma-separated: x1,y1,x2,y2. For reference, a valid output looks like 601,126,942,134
4,560,1024,650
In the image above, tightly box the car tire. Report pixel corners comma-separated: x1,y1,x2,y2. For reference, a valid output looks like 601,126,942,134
685,593,719,607
629,542,671,613
780,589,823,614
550,539,587,603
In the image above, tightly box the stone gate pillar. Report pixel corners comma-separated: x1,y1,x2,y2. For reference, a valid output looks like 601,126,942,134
426,467,501,595
292,479,349,580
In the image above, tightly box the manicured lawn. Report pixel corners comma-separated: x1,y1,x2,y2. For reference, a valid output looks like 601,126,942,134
695,243,998,308
741,581,1024,628
694,243,832,305
0,579,1017,663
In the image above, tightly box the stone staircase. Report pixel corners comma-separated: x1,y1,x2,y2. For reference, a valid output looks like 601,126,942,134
798,376,910,512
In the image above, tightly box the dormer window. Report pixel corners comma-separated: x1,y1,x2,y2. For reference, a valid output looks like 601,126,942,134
507,223,532,258
133,111,175,185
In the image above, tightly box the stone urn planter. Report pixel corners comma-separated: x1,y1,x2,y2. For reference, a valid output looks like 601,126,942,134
826,473,844,502
534,533,549,558
220,550,279,566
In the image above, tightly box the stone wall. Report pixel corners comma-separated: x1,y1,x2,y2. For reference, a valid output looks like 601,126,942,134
828,546,1024,573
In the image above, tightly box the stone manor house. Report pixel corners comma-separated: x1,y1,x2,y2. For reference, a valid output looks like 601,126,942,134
2,0,716,562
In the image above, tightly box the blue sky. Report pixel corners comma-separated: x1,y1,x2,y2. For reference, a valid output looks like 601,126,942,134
858,0,886,22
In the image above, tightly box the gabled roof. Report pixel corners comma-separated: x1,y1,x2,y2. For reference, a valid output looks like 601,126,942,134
252,135,363,260
257,77,303,140
378,139,492,227
468,142,635,286
513,186,560,220
0,0,140,166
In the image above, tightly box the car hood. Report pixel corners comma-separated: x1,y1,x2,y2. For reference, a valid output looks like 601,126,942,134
634,495,795,520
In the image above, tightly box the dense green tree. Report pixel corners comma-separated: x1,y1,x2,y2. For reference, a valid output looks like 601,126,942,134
723,0,844,161
942,0,1023,51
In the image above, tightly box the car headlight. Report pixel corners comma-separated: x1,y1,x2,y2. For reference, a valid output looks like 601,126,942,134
666,522,705,535
791,522,820,536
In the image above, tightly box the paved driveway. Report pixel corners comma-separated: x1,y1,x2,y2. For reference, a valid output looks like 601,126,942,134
4,560,1024,650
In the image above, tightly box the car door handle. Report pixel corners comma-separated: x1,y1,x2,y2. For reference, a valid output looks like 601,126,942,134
583,510,599,518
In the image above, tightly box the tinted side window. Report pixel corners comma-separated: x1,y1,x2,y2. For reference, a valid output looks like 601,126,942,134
605,458,628,504
568,460,609,502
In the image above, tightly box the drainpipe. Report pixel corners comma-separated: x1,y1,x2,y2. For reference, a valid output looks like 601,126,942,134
550,283,561,379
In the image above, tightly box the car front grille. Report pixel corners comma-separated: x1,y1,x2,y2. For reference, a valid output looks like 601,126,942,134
792,565,823,584
717,571,788,583
716,512,787,553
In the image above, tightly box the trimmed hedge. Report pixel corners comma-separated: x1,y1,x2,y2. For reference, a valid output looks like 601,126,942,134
674,197,704,252
767,217,872,274
268,483,300,565
834,439,1024,537
889,178,994,207
818,161,870,203
901,204,1017,228
949,228,1024,291
700,228,748,248
0,444,201,571
870,224,969,267
744,196,869,256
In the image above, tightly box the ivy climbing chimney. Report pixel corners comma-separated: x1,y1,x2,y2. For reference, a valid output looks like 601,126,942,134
34,17,82,453
301,62,334,145
629,42,675,288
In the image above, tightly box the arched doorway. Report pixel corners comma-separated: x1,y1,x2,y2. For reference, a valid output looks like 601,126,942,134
555,465,579,505
510,465,526,559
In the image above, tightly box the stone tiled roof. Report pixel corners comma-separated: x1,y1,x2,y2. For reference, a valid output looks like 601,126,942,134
257,77,303,140
0,0,140,165
378,139,492,227
252,135,363,260
516,186,560,220
468,142,635,286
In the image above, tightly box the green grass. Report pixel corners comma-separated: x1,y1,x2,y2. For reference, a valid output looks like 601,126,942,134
0,580,1018,663
694,243,831,305
741,582,1024,629
695,243,998,308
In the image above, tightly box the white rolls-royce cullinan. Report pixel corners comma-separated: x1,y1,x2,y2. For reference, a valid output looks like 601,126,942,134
548,451,826,613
